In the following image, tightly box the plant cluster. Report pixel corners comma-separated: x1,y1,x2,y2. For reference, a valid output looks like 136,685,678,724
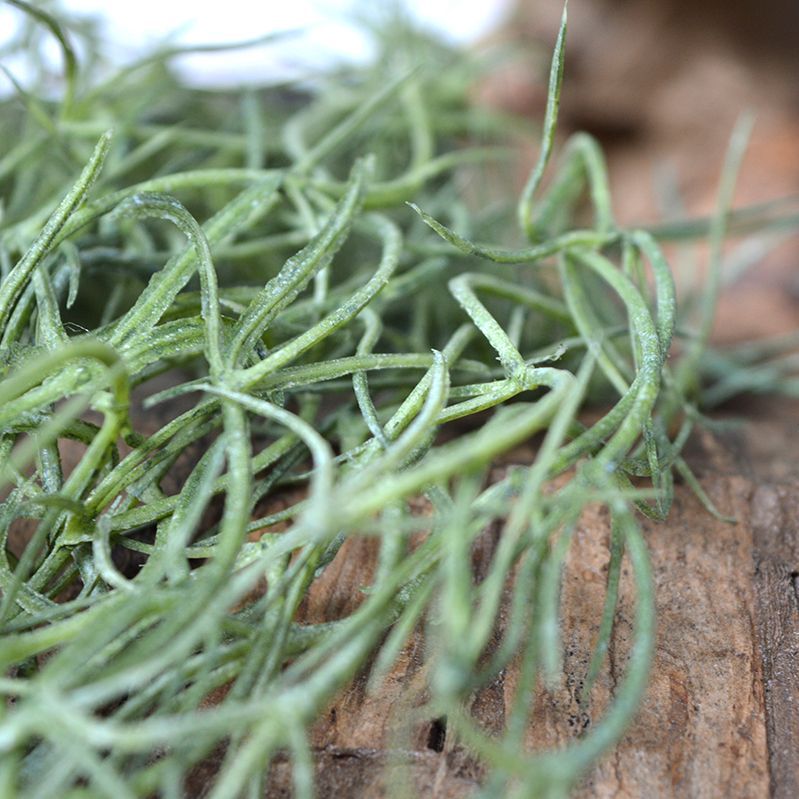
0,2,789,797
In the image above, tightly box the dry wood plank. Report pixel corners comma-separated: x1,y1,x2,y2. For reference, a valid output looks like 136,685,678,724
562,477,769,797
267,474,775,798
751,485,799,799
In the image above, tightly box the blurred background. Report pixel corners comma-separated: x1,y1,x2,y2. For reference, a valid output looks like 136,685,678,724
2,0,798,340
3,0,793,215
483,0,799,345
0,0,514,87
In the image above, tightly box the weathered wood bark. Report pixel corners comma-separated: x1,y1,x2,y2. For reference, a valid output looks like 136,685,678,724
570,477,769,797
255,414,799,798
752,485,799,799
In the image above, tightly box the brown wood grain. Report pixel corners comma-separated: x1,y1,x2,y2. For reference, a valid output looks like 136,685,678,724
752,485,799,799
259,464,799,798
569,477,769,797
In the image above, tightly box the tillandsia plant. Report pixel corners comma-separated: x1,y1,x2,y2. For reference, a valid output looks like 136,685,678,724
0,1,790,797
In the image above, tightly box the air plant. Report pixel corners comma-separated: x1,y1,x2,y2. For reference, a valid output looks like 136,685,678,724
0,2,788,797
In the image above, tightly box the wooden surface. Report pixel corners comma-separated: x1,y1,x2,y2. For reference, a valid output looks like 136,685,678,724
253,401,799,798
752,485,799,799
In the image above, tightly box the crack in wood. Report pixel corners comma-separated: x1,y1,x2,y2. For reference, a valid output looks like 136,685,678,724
426,717,447,753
